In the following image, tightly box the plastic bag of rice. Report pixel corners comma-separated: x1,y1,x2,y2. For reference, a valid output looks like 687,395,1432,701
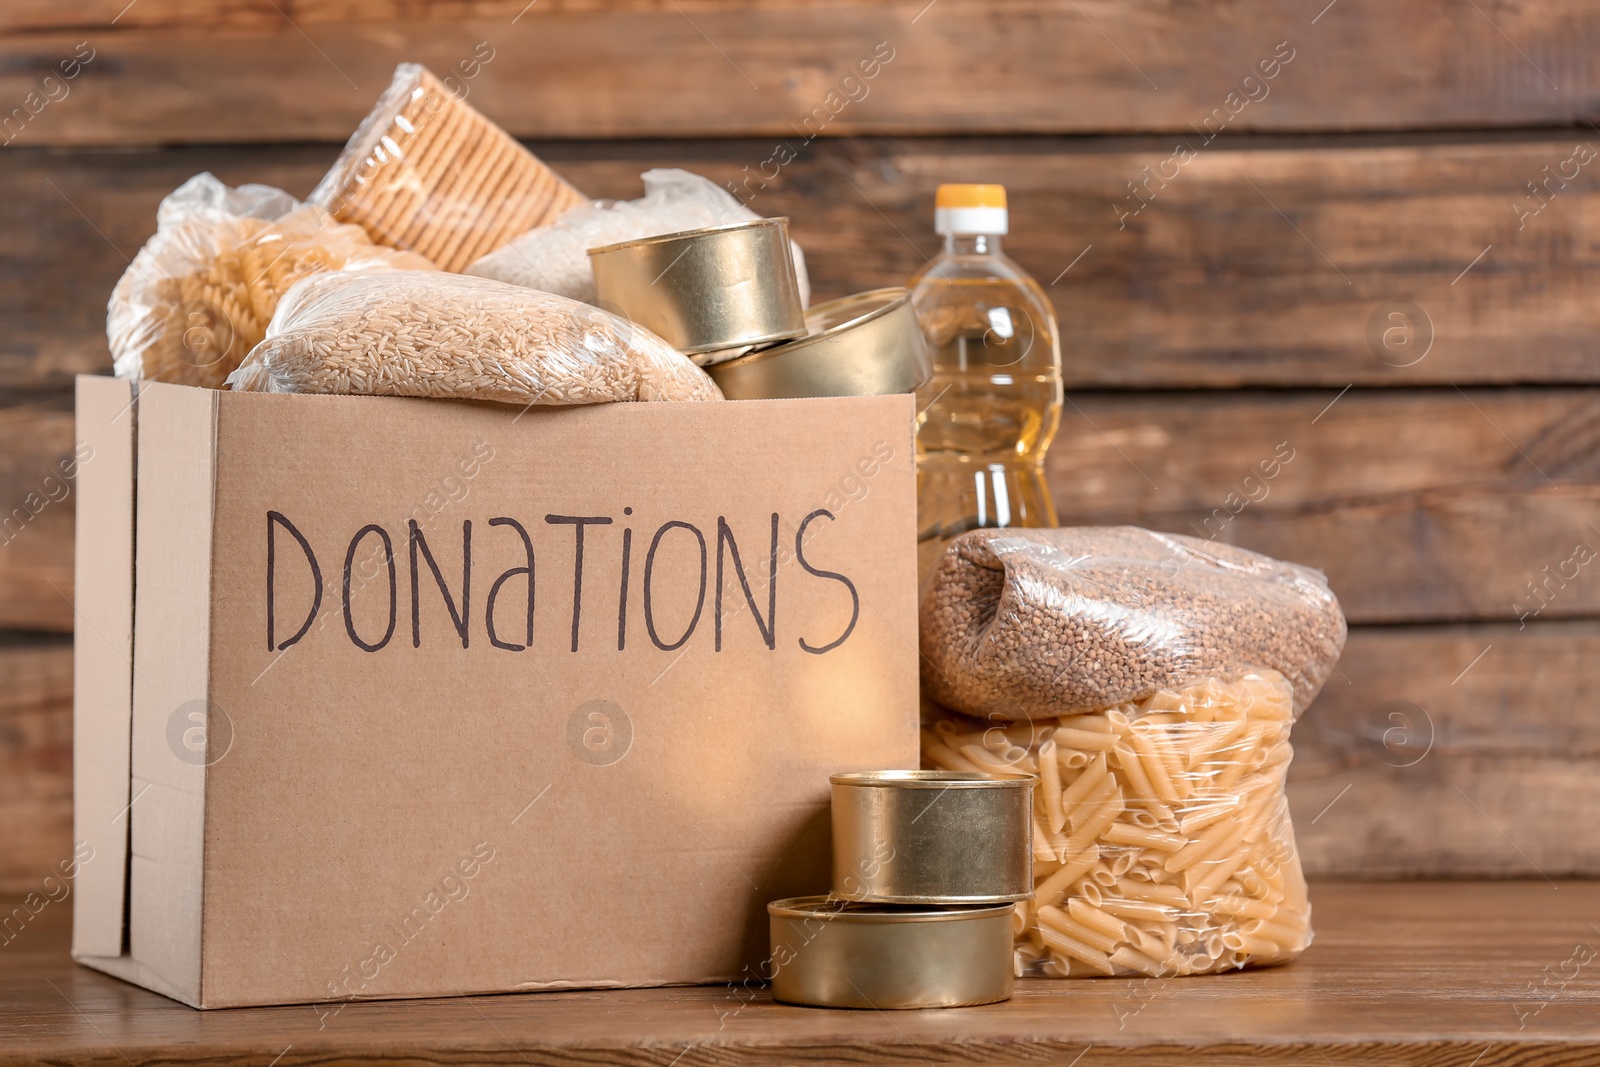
920,526,1346,720
466,168,811,309
108,173,435,389
227,269,722,405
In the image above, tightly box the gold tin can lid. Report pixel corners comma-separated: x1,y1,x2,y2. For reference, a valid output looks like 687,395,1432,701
588,217,807,355
830,769,1033,788
767,895,1015,1009
707,287,932,400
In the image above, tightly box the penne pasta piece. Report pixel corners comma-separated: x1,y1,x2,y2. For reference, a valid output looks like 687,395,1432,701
1033,845,1099,908
1132,918,1179,956
1098,897,1180,924
1129,725,1183,803
1186,847,1251,906
1165,816,1246,874
1060,749,1090,770
1057,714,1116,733
1037,904,1119,954
1243,916,1308,948
959,743,1027,777
1059,753,1109,820
1088,861,1119,889
1032,817,1057,863
1111,878,1189,907
1039,739,1067,834
1065,772,1117,832
1036,918,1117,974
1177,794,1242,836
1065,786,1126,855
1110,944,1169,977
1105,823,1186,853
1208,892,1277,922
1221,931,1281,957
1076,878,1104,907
1108,849,1137,878
922,739,984,774
1068,898,1128,943
1185,714,1250,771
1051,727,1120,751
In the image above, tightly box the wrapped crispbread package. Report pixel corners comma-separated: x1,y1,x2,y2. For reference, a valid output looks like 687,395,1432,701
308,63,587,272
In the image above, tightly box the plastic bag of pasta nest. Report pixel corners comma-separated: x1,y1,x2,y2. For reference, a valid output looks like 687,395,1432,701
466,168,811,309
920,526,1347,721
922,670,1312,978
107,173,435,389
227,269,722,405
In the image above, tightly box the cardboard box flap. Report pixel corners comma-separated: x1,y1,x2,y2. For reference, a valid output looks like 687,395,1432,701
124,381,219,1005
71,376,137,959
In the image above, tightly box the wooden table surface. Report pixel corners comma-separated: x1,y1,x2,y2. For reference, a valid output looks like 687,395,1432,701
4,882,1598,1066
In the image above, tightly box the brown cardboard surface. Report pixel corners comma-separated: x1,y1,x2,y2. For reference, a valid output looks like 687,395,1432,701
71,376,136,960
129,382,217,1003
74,382,920,1009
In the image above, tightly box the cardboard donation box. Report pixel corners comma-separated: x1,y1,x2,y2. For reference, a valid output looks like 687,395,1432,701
71,376,920,1009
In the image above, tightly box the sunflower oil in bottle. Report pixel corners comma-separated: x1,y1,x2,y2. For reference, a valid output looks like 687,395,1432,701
911,184,1064,583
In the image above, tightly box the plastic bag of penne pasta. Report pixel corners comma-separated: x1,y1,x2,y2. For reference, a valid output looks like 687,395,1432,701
922,670,1313,978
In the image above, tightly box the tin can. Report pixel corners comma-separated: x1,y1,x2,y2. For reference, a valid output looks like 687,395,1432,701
588,218,807,355
706,287,932,400
767,896,1014,1009
832,770,1034,904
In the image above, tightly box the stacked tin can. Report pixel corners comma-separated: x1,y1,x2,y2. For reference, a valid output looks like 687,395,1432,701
588,218,932,398
768,770,1035,1010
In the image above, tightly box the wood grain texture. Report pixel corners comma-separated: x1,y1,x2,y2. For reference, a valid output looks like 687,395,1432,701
1048,388,1600,623
0,396,77,633
3,882,1599,1064
5,624,1599,891
7,134,1600,394
3,1,1600,144
0,637,73,897
1291,621,1600,878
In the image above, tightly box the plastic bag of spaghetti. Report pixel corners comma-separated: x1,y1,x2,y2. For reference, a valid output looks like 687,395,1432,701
465,168,811,309
922,671,1312,978
107,173,434,389
227,269,722,405
921,527,1346,720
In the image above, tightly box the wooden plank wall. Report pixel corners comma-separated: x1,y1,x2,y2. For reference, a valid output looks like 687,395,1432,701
3,0,1599,890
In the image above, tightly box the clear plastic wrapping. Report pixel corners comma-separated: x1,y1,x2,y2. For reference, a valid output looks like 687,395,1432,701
466,168,810,309
107,173,433,388
308,63,587,272
227,269,721,405
920,526,1347,720
923,671,1312,978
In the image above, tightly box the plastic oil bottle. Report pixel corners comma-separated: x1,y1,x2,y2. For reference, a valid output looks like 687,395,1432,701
911,183,1063,581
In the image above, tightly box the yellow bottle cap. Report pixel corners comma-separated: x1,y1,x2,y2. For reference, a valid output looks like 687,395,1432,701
934,184,1008,235
936,184,1008,210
